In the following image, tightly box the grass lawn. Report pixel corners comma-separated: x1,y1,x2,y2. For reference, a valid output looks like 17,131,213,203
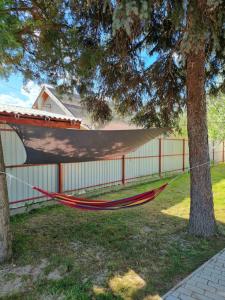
1,163,225,300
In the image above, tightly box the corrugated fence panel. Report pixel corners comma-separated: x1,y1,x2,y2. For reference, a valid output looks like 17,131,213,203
185,140,190,169
209,141,214,161
6,165,58,209
126,139,159,157
125,157,159,181
214,142,223,163
162,139,183,172
63,159,122,192
125,139,159,181
0,124,26,165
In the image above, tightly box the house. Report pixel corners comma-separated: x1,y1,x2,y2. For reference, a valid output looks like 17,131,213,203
32,85,91,129
32,85,140,130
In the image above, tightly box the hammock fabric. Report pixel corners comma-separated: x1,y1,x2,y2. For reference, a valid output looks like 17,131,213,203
33,183,168,211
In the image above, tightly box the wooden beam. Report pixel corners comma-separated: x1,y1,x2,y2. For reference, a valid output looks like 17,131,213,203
0,113,80,129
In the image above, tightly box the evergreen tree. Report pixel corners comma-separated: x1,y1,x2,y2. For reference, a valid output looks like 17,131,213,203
0,0,225,250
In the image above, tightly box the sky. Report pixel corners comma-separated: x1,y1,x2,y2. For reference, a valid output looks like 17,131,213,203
0,51,157,108
0,72,40,108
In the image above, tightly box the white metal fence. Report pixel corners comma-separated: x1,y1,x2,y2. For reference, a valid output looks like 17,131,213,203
1,124,224,211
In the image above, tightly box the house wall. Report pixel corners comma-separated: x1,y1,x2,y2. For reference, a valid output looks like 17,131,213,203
35,94,67,116
1,124,224,212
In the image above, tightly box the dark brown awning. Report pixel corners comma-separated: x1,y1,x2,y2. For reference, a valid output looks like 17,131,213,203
11,124,168,164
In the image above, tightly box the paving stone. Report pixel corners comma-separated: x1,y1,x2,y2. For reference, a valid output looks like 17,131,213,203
204,291,225,300
195,282,216,293
218,290,225,298
191,292,214,300
201,274,220,283
176,287,193,296
208,280,225,292
193,278,209,286
205,267,222,276
164,295,179,300
178,295,194,300
219,279,225,286
163,248,225,300
184,284,204,295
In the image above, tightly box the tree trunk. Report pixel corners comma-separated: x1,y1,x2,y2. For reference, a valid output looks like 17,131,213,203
0,134,12,262
186,0,216,236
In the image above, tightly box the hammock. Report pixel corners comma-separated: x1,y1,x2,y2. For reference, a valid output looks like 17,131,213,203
33,183,168,211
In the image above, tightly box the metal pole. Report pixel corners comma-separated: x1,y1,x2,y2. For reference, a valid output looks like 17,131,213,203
159,138,162,177
121,155,125,185
58,163,63,193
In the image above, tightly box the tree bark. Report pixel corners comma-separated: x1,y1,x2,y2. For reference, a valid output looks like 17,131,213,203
186,0,216,236
0,134,12,262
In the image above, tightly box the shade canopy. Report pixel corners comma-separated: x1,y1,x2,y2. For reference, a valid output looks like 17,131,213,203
11,124,168,164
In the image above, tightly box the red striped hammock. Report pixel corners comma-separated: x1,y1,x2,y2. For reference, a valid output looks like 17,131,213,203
33,183,168,211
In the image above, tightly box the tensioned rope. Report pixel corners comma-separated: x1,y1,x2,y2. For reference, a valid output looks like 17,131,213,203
167,160,212,185
0,159,215,210
0,159,212,190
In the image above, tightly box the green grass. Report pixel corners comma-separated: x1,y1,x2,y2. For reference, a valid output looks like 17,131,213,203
2,164,225,300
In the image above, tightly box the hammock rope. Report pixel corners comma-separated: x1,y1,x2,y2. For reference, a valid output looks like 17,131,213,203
0,159,212,211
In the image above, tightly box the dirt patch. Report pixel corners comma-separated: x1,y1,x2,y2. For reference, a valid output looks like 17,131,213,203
47,269,63,280
93,269,109,285
0,258,66,297
0,277,23,296
39,293,65,300
141,226,155,234
70,241,83,251
167,233,192,250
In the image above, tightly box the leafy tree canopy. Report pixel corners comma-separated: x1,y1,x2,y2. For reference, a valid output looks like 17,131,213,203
0,0,225,128
208,94,225,141
177,94,225,141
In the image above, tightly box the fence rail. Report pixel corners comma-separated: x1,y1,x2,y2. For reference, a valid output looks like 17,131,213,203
1,125,224,211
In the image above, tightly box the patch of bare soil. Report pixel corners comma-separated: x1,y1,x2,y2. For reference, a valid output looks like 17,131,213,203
70,240,110,284
0,258,64,297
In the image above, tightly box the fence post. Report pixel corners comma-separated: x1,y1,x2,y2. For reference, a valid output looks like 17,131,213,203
121,155,125,185
182,139,185,172
159,138,162,177
58,163,63,193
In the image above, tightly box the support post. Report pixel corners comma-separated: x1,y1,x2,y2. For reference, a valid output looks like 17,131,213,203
121,155,125,185
58,163,63,193
182,139,185,172
159,138,162,178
